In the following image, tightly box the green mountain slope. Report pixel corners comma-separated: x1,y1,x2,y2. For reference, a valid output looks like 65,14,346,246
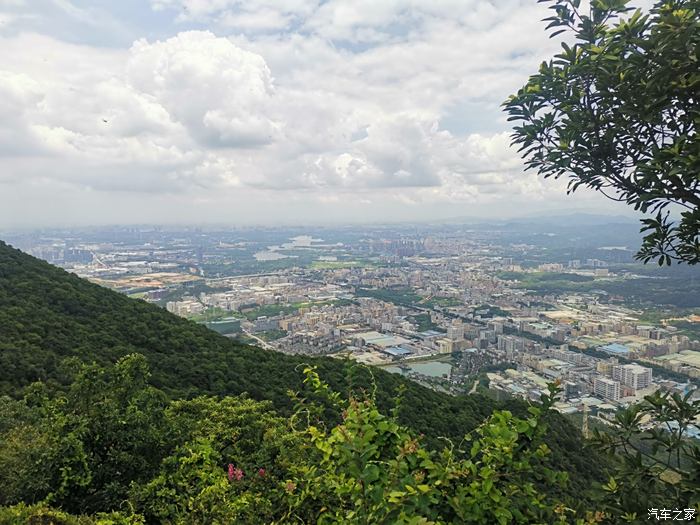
0,240,599,494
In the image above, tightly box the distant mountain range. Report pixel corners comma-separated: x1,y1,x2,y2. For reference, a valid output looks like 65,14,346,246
431,212,639,227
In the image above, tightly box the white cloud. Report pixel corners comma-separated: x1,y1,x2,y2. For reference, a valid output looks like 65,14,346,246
0,71,45,157
151,0,319,31
0,0,632,225
3,28,544,194
127,31,278,148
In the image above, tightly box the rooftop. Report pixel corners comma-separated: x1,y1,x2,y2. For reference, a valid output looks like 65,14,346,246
600,343,630,355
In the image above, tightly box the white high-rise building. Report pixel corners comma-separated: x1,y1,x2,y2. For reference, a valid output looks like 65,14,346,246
497,335,524,353
612,364,652,390
593,377,621,401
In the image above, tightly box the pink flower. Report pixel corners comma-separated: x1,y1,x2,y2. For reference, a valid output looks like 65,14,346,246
227,464,244,481
257,468,266,477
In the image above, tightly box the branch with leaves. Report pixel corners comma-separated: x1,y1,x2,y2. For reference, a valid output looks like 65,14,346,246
504,0,700,264
590,390,700,522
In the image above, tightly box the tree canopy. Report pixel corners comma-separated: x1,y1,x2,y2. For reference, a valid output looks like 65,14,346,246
504,0,700,265
0,357,605,524
2,357,698,524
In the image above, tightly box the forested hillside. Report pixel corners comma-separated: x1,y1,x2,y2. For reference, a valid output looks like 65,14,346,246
0,241,604,519
0,356,591,524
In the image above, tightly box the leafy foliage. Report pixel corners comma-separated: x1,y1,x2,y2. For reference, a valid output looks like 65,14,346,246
0,359,600,524
504,0,700,264
284,369,583,525
0,317,697,523
590,390,700,523
0,354,171,513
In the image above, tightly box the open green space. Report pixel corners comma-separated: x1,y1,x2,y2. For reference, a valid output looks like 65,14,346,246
257,328,288,341
424,296,463,308
410,313,445,332
356,287,422,306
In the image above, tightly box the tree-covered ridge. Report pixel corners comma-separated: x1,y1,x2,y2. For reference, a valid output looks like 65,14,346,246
0,240,598,493
0,355,590,524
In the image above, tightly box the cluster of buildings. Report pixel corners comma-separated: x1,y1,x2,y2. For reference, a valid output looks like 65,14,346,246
488,342,662,415
155,254,700,395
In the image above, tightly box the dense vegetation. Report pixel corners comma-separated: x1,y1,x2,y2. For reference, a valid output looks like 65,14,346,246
2,355,698,524
0,357,589,524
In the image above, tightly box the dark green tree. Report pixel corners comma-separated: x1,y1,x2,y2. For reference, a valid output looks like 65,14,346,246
504,0,700,265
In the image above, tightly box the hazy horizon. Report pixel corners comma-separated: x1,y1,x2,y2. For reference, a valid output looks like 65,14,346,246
0,208,645,232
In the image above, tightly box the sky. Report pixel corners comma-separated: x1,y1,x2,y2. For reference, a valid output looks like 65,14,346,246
0,0,650,227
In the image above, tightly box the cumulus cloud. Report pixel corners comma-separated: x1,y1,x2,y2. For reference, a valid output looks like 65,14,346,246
0,0,620,226
127,31,279,148
0,71,45,157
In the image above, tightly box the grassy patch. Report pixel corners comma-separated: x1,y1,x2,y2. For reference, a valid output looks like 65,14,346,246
258,329,288,341
356,287,422,306
410,313,445,333
188,307,234,322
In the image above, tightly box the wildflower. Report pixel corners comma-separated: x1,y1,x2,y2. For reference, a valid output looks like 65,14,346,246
227,464,244,481
285,481,297,493
258,468,266,477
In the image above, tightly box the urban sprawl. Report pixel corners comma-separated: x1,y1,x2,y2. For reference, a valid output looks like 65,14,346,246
14,224,700,436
